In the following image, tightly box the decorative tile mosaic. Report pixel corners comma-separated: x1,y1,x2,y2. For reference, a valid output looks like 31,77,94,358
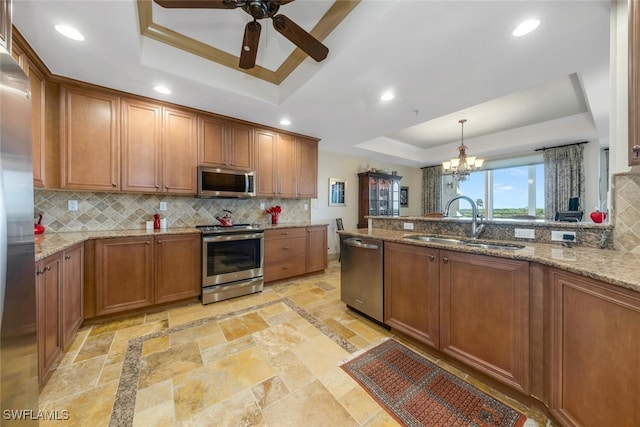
34,190,310,232
612,172,640,253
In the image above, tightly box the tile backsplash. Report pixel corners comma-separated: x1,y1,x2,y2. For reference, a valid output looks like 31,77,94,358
34,190,310,232
612,172,640,253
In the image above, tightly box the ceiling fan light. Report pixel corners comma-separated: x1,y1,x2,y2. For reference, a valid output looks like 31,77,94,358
513,19,540,37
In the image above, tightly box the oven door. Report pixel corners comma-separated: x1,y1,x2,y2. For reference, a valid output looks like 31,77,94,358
202,232,264,287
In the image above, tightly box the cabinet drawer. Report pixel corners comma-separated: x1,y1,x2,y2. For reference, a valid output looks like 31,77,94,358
265,227,306,240
264,255,307,282
265,236,306,262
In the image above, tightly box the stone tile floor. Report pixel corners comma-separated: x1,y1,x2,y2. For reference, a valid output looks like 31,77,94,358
39,261,554,426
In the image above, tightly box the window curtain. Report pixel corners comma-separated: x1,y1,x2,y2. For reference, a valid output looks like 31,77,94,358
422,165,443,214
543,144,585,220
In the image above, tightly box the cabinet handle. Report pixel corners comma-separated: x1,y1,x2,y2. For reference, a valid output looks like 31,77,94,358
36,268,43,275
633,145,640,151
112,183,117,187
165,186,169,190
442,256,449,263
157,240,162,244
45,265,51,271
64,255,71,260
428,254,435,261
146,241,151,244
282,246,290,250
281,266,289,270
155,185,160,189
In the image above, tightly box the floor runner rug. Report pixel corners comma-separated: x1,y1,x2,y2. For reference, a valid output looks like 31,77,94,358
340,339,527,427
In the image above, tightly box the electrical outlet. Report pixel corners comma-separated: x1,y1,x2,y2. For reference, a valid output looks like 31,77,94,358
403,222,414,230
514,228,535,239
260,202,265,210
159,202,167,211
68,200,78,211
551,230,576,242
304,203,308,210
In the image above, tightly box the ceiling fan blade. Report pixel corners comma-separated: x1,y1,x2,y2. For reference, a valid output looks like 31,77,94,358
272,14,328,62
154,0,237,9
239,21,262,69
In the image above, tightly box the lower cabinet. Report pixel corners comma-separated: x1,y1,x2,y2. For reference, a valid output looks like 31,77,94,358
36,243,86,383
440,250,530,394
549,268,640,427
95,234,200,316
36,252,62,383
384,242,439,348
384,243,530,394
264,226,328,282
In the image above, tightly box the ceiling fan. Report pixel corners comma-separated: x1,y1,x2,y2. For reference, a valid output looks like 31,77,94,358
154,0,329,69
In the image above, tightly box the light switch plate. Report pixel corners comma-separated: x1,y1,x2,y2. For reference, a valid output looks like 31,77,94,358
514,228,535,239
551,230,576,242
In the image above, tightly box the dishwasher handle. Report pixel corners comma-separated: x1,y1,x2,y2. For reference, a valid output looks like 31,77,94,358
343,237,379,250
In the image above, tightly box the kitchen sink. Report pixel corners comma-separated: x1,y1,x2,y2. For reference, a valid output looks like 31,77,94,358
402,235,464,245
460,241,525,250
402,234,524,250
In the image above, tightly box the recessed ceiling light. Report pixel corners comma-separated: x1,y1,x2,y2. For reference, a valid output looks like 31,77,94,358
54,24,85,41
512,19,540,37
153,85,171,95
380,91,395,101
280,119,291,126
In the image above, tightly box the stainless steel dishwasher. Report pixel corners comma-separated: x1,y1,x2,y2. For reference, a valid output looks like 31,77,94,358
340,236,384,322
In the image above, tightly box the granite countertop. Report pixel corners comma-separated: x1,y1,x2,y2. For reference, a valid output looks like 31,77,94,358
339,228,640,293
35,222,330,261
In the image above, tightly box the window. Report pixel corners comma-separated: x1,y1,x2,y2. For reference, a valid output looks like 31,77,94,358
444,162,544,220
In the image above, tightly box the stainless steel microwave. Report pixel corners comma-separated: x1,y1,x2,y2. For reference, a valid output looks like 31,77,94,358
197,166,256,198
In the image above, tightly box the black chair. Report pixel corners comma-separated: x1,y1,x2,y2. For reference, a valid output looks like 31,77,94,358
336,218,344,262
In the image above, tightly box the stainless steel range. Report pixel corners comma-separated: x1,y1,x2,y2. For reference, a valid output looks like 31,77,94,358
197,224,264,304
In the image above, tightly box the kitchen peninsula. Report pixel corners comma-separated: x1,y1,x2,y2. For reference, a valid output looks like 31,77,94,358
339,217,640,427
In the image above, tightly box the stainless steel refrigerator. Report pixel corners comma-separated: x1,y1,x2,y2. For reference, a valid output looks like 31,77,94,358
0,50,38,423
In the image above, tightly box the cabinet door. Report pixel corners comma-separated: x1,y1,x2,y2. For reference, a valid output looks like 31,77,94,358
296,137,317,198
36,253,62,383
384,242,439,349
95,237,153,316
255,129,277,197
27,59,46,188
306,226,327,272
440,250,530,393
60,86,120,191
198,115,226,167
61,243,84,349
550,269,640,427
227,123,254,170
154,234,201,304
276,133,297,198
162,107,197,194
122,98,162,192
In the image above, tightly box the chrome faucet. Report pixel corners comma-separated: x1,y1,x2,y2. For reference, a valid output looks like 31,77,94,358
443,195,485,239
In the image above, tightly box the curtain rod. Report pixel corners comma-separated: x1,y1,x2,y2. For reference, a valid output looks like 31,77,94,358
534,141,588,152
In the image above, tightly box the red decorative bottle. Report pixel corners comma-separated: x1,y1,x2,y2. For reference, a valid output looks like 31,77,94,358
153,213,160,230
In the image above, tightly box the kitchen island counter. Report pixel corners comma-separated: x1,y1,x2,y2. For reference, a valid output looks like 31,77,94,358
339,228,640,293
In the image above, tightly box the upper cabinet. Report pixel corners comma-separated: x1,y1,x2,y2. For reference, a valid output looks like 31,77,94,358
60,85,121,191
630,0,640,166
162,107,197,194
255,129,319,199
198,115,254,170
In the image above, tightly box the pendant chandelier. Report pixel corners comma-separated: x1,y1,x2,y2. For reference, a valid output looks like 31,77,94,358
442,119,484,182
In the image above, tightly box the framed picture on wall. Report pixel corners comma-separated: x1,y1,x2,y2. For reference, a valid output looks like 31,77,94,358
400,186,409,207
329,178,346,206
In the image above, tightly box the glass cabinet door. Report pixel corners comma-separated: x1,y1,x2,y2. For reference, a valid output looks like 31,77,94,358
392,181,400,216
369,177,379,216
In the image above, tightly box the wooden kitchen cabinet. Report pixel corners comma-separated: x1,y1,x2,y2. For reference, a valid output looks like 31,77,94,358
549,268,640,427
264,228,307,282
95,236,154,316
121,98,162,193
255,128,277,197
162,107,198,194
154,234,201,304
630,0,640,166
306,225,328,273
36,252,62,383
198,115,254,170
296,137,318,198
439,250,530,393
384,242,440,349
60,85,120,191
60,243,84,349
276,133,297,198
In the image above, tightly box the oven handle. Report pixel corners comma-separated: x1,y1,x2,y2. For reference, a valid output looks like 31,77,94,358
203,232,264,243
